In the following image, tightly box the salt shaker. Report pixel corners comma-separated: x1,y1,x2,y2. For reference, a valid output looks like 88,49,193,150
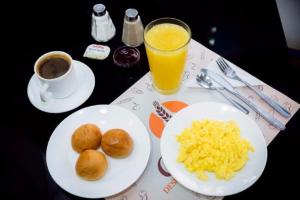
121,8,144,47
91,4,116,42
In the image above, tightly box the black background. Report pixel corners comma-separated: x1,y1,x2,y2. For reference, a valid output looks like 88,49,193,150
2,0,300,199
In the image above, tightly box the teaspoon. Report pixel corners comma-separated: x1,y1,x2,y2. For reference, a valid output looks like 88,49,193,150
196,72,249,115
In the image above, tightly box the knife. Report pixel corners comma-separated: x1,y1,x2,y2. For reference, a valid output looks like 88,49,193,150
201,68,286,130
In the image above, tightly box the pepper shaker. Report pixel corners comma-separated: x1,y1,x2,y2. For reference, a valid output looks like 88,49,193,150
91,4,116,42
121,8,144,47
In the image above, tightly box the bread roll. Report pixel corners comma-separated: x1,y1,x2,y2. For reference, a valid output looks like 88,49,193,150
75,150,108,181
101,129,133,158
71,124,102,153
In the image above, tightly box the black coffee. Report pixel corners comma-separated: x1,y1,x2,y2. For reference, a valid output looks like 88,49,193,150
38,58,70,79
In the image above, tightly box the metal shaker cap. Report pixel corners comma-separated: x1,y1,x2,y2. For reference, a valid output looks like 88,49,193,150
125,8,138,21
93,4,106,16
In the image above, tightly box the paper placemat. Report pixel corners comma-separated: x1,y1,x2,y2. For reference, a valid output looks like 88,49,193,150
107,39,299,200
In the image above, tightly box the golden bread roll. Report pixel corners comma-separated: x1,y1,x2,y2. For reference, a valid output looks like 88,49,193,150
101,129,133,158
71,124,102,153
75,149,108,181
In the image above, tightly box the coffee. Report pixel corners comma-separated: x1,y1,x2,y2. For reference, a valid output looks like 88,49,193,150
38,57,70,79
34,51,78,101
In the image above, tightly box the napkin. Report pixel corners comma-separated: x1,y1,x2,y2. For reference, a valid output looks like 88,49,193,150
185,58,265,88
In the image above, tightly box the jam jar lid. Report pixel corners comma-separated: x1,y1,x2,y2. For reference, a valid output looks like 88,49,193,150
113,46,140,68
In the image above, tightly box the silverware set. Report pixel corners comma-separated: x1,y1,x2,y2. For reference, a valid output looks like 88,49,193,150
196,57,290,130
217,58,290,118
196,72,249,115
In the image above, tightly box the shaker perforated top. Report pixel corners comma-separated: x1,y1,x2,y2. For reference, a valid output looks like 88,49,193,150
125,8,138,21
93,4,106,16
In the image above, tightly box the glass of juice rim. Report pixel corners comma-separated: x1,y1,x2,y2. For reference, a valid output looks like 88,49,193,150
144,18,192,94
144,18,192,52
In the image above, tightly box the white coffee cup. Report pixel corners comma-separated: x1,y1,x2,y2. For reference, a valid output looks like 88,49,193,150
34,51,78,102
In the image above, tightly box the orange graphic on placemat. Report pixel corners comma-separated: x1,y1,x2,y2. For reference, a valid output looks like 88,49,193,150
149,100,188,138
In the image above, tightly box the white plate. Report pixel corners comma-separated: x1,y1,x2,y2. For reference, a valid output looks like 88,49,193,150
46,105,151,198
27,60,95,113
160,102,267,196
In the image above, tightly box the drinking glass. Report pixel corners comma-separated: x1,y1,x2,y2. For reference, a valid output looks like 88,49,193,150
144,18,191,94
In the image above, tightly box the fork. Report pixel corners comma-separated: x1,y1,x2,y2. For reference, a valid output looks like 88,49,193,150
216,57,291,118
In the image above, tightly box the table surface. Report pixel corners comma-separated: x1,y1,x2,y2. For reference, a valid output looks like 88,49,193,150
3,0,300,199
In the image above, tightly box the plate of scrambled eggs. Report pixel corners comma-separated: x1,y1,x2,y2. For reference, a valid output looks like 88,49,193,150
160,102,267,196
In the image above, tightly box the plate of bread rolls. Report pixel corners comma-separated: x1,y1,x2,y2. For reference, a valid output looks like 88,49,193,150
46,105,151,198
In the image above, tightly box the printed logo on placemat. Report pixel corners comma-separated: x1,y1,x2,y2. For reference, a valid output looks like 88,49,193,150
148,101,189,194
149,100,188,138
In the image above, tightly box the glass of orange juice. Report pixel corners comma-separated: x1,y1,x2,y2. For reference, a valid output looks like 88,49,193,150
144,18,191,94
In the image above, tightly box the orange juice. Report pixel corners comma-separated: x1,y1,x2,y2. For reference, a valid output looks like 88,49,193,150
144,19,191,94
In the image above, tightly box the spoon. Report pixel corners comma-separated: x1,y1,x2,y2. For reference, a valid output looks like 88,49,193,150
196,72,249,115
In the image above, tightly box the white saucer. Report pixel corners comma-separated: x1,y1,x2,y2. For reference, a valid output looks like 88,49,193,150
27,60,95,113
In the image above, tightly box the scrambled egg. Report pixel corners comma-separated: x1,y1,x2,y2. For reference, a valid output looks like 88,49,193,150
177,119,254,180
